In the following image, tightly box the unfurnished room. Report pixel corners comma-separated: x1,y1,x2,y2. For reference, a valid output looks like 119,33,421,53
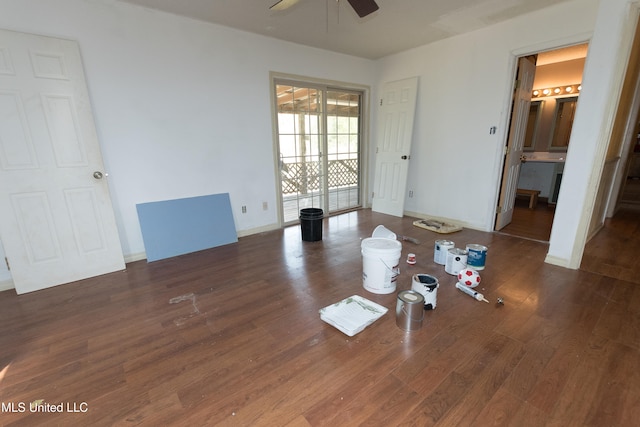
1,0,640,425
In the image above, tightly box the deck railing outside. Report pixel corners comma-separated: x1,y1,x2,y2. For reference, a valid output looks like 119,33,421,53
281,159,360,222
281,159,358,195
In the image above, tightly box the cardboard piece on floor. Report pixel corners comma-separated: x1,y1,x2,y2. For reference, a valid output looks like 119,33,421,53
136,193,237,262
413,219,462,234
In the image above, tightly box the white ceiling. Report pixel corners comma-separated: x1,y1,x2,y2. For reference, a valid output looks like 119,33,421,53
536,43,589,66
117,0,577,59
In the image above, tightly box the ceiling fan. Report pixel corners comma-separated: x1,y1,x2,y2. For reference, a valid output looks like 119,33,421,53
270,0,379,18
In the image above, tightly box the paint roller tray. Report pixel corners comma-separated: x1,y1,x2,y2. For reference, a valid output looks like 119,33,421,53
319,295,388,336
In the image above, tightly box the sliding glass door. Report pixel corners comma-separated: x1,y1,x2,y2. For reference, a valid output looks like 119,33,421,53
274,80,363,224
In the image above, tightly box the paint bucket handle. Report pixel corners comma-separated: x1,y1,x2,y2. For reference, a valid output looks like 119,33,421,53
380,258,400,279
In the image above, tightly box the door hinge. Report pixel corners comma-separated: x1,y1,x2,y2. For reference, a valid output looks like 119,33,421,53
514,79,521,90
380,98,383,106
372,192,375,199
4,257,9,271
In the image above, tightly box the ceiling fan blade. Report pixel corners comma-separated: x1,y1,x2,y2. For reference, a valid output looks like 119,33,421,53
346,0,379,17
270,0,300,11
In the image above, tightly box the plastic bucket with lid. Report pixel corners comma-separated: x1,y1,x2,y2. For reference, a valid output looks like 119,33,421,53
361,237,402,294
372,224,397,240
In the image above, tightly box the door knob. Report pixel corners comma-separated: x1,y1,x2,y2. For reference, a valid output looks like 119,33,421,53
93,171,104,179
401,155,408,160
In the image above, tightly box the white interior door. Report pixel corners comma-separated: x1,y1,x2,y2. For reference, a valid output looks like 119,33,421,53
0,29,125,294
371,77,418,217
495,57,536,230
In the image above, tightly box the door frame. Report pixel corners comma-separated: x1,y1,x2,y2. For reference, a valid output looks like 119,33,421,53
269,72,371,227
494,37,591,237
608,14,640,215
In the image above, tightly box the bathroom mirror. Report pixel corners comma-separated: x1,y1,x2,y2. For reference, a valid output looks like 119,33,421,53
524,100,543,151
549,96,578,150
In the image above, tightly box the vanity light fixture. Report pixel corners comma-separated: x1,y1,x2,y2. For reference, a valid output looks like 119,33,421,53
532,83,581,98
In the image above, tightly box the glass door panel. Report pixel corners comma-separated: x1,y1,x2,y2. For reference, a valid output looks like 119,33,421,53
275,81,362,224
276,84,324,223
326,90,361,213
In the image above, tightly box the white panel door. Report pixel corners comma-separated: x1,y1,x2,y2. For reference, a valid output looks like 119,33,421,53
0,29,124,294
372,77,418,217
495,57,536,230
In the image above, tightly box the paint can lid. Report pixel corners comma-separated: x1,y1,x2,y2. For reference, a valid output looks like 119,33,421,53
397,290,424,304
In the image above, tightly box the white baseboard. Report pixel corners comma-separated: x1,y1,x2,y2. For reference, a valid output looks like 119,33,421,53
586,223,604,242
120,223,280,264
124,252,147,263
236,223,280,237
0,279,14,292
544,254,575,269
0,228,281,291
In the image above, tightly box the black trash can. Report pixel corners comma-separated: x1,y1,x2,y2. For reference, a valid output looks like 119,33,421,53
300,208,323,242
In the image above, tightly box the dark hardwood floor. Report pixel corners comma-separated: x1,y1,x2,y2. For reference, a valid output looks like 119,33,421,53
1,208,639,426
498,198,555,242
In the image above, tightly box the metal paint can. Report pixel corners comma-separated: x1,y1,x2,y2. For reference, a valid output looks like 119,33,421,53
466,244,488,270
411,274,439,310
434,240,455,265
396,290,425,331
445,248,468,275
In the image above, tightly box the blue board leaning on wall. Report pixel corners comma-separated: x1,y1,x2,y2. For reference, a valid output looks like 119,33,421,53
136,193,238,262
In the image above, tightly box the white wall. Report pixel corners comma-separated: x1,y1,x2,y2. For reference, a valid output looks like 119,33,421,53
518,162,558,199
548,0,640,267
374,0,600,234
0,0,376,285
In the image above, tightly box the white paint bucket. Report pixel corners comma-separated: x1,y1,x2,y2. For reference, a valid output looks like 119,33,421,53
434,240,454,265
466,244,488,270
361,237,402,294
445,248,467,275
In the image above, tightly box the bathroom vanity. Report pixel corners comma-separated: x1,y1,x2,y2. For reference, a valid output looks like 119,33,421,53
517,152,565,204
